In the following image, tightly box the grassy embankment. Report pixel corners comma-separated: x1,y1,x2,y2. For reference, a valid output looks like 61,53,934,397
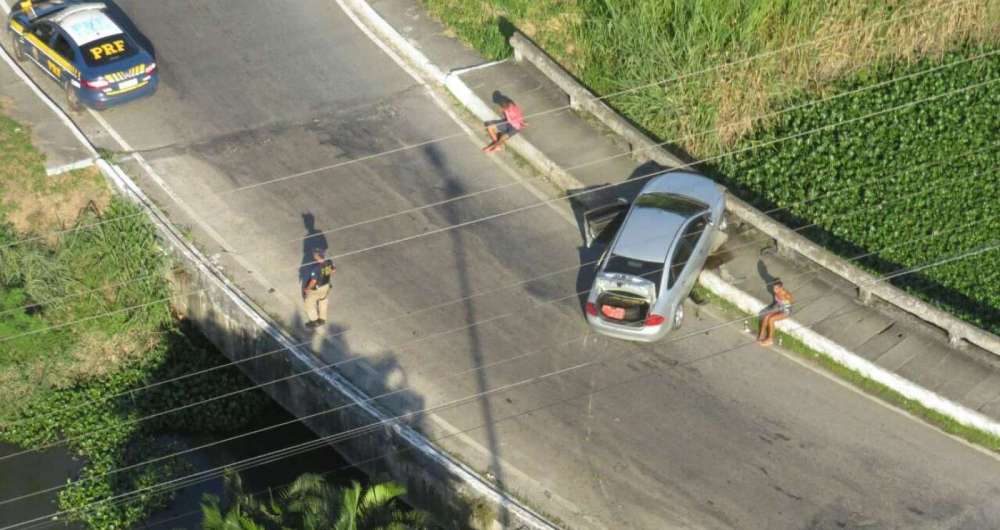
422,0,999,332
0,112,270,529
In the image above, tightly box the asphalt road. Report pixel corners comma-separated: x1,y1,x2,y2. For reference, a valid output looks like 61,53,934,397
7,0,1000,528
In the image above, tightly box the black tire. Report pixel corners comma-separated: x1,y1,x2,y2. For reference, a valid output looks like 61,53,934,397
65,81,82,113
10,33,26,62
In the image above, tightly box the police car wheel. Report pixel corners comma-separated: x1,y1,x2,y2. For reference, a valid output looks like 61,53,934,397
9,34,25,62
64,82,81,113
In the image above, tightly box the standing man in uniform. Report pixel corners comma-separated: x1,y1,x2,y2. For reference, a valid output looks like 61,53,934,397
303,248,336,328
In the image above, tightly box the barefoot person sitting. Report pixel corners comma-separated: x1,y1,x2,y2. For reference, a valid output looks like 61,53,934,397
757,280,792,346
483,97,525,153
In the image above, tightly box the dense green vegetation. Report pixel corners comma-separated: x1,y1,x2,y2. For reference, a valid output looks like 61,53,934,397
201,471,427,529
714,48,999,332
422,0,998,331
0,113,269,528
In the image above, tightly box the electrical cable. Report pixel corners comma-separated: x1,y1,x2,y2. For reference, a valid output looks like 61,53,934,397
220,0,975,195
3,77,989,347
2,156,991,439
4,54,992,331
0,216,991,510
3,146,985,438
6,241,994,530
1,148,993,433
0,0,976,253
235,50,996,258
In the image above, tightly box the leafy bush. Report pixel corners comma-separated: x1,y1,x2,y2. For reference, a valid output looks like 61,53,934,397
711,48,999,331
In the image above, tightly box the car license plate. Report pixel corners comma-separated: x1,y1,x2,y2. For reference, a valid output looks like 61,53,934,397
601,305,625,320
119,78,138,89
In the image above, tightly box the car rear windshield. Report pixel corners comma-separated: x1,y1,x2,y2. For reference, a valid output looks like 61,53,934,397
634,193,707,218
81,35,137,67
604,255,663,288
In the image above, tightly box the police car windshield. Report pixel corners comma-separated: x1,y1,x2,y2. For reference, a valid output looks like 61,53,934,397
81,34,137,67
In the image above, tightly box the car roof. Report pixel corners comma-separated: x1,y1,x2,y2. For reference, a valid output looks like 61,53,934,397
51,4,122,45
611,205,687,264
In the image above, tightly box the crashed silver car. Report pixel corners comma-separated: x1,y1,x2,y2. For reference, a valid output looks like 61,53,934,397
584,171,727,342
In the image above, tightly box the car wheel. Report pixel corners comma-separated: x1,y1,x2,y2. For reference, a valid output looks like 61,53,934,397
673,304,684,329
64,81,82,113
10,33,25,62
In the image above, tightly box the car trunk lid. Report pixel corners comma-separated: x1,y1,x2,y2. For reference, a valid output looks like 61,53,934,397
593,272,656,325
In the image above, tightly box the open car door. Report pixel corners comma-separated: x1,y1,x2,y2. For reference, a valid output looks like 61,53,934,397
584,199,629,247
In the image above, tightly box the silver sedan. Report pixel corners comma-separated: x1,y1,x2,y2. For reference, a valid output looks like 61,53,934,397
584,171,727,342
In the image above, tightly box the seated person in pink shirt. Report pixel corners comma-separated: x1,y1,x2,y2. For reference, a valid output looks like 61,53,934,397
483,98,525,153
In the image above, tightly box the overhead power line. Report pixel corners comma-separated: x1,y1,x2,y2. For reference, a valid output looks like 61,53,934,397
0,0,980,252
0,218,992,511
4,241,994,530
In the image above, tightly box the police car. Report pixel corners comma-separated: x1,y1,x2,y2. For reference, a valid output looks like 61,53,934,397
6,1,157,110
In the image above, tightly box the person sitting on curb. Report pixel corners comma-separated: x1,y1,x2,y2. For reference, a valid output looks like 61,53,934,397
483,96,525,153
758,280,792,346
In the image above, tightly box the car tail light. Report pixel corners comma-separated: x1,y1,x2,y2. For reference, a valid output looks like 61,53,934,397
644,314,665,326
145,62,157,75
82,77,109,89
585,302,598,316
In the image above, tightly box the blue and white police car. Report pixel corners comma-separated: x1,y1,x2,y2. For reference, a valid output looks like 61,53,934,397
6,1,157,110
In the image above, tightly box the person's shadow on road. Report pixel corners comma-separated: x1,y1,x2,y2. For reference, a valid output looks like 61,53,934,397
299,212,328,288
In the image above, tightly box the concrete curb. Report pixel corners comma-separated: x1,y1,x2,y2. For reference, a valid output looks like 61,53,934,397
343,12,1000,441
2,30,557,530
699,271,1000,438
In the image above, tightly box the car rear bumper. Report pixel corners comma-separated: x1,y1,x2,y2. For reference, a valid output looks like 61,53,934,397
78,75,158,110
585,314,671,342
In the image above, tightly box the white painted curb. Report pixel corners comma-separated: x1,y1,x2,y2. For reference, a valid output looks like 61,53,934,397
339,0,445,83
699,271,1000,438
